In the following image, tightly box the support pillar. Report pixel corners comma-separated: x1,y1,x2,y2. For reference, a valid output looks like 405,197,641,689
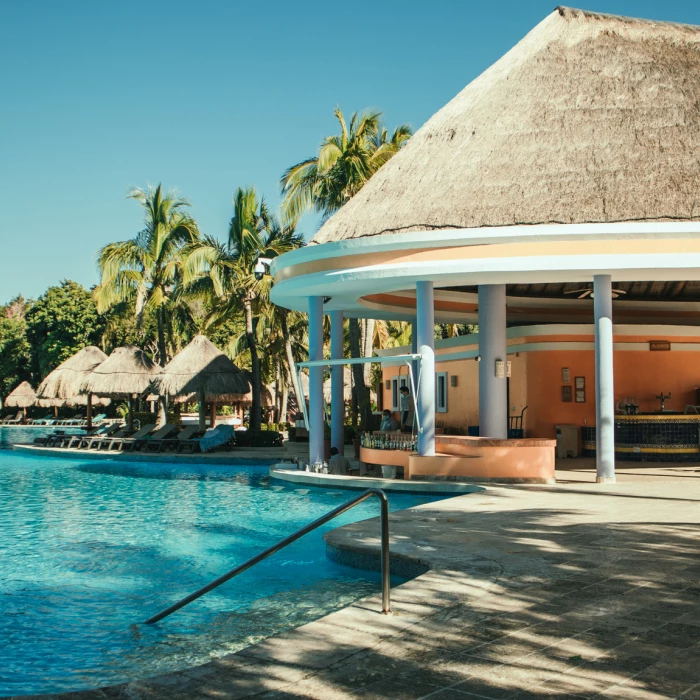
411,318,419,399
330,310,345,455
308,296,325,465
478,284,508,439
416,281,435,456
594,275,616,483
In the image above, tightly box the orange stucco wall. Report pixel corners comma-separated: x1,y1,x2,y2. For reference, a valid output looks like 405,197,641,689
525,349,700,438
382,337,700,439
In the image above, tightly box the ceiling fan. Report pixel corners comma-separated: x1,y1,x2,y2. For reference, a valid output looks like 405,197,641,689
564,285,627,299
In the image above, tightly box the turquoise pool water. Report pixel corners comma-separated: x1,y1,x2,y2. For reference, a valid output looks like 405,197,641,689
0,424,83,449
0,451,443,696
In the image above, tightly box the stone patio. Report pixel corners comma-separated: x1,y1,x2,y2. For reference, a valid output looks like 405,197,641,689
18,466,700,700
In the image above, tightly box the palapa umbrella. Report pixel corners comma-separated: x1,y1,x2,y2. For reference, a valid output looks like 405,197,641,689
82,346,162,431
5,381,37,419
37,346,109,427
154,335,249,431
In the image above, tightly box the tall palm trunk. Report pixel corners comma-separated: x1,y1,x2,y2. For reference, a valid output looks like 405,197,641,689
349,318,372,430
156,306,168,425
244,297,261,433
156,306,167,365
362,318,375,386
280,311,303,416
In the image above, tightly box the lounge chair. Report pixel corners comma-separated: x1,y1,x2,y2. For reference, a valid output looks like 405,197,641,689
33,430,66,446
95,426,132,450
90,414,107,425
77,423,122,449
30,415,56,426
62,424,111,449
179,424,236,453
105,424,156,451
4,412,24,425
154,425,201,452
130,424,180,452
61,414,84,426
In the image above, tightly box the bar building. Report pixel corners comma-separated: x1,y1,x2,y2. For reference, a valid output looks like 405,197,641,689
271,7,700,484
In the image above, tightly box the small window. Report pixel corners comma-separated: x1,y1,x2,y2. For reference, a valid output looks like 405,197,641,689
391,377,399,412
436,372,448,413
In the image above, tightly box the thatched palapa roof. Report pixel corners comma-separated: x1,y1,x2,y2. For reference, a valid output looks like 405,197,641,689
154,335,249,403
6,381,37,408
82,346,162,397
37,346,108,402
311,7,700,245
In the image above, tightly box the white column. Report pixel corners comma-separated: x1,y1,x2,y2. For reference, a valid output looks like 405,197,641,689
308,296,324,465
594,275,616,483
478,284,508,439
416,281,435,456
411,318,419,396
330,310,345,455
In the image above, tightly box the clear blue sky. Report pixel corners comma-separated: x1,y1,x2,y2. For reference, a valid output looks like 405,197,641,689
2,0,699,303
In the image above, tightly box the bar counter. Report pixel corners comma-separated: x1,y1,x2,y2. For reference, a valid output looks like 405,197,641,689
582,414,700,461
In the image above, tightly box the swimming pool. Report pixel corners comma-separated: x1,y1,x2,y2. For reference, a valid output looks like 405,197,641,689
0,451,444,696
0,424,83,449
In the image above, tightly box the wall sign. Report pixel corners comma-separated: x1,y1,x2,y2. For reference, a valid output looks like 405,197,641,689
649,341,671,351
562,368,571,382
575,376,585,389
561,386,572,402
575,389,586,403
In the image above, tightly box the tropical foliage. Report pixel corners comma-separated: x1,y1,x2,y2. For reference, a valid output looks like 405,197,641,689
1,105,429,433
94,184,200,365
181,186,304,432
281,108,413,429
25,281,105,377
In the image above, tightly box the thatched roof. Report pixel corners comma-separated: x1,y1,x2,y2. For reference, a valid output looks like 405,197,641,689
37,346,108,401
82,346,162,397
311,7,700,245
323,366,353,402
6,381,37,407
154,335,249,403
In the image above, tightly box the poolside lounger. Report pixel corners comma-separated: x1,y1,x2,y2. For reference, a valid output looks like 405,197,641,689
33,430,66,446
133,424,180,452
4,412,24,425
61,414,84,426
106,424,156,451
95,426,133,450
77,423,122,449
61,424,110,449
154,425,200,452
178,424,236,453
30,415,56,426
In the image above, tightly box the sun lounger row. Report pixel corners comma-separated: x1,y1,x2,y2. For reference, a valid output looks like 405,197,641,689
32,423,221,452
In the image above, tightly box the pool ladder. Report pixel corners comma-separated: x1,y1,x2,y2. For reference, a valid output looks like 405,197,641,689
144,488,391,624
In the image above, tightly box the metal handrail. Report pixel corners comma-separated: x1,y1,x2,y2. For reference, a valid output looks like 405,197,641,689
144,488,391,625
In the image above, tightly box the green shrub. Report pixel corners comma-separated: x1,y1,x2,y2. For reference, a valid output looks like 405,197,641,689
235,430,283,448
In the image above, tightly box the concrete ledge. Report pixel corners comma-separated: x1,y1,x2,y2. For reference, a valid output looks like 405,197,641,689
269,466,483,494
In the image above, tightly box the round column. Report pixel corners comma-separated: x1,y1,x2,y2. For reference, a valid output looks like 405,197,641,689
478,284,508,439
308,296,325,465
594,275,616,483
330,310,345,455
416,281,435,456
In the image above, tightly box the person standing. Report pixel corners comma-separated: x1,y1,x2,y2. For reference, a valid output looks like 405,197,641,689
399,386,411,432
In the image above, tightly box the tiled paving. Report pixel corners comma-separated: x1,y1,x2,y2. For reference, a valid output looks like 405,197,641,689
18,470,700,699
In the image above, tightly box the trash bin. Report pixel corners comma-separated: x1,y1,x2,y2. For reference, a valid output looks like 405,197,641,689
555,424,580,458
381,465,398,479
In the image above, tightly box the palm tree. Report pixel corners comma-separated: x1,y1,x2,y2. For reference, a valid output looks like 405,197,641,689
280,108,412,223
94,184,200,366
182,187,304,432
280,108,412,429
